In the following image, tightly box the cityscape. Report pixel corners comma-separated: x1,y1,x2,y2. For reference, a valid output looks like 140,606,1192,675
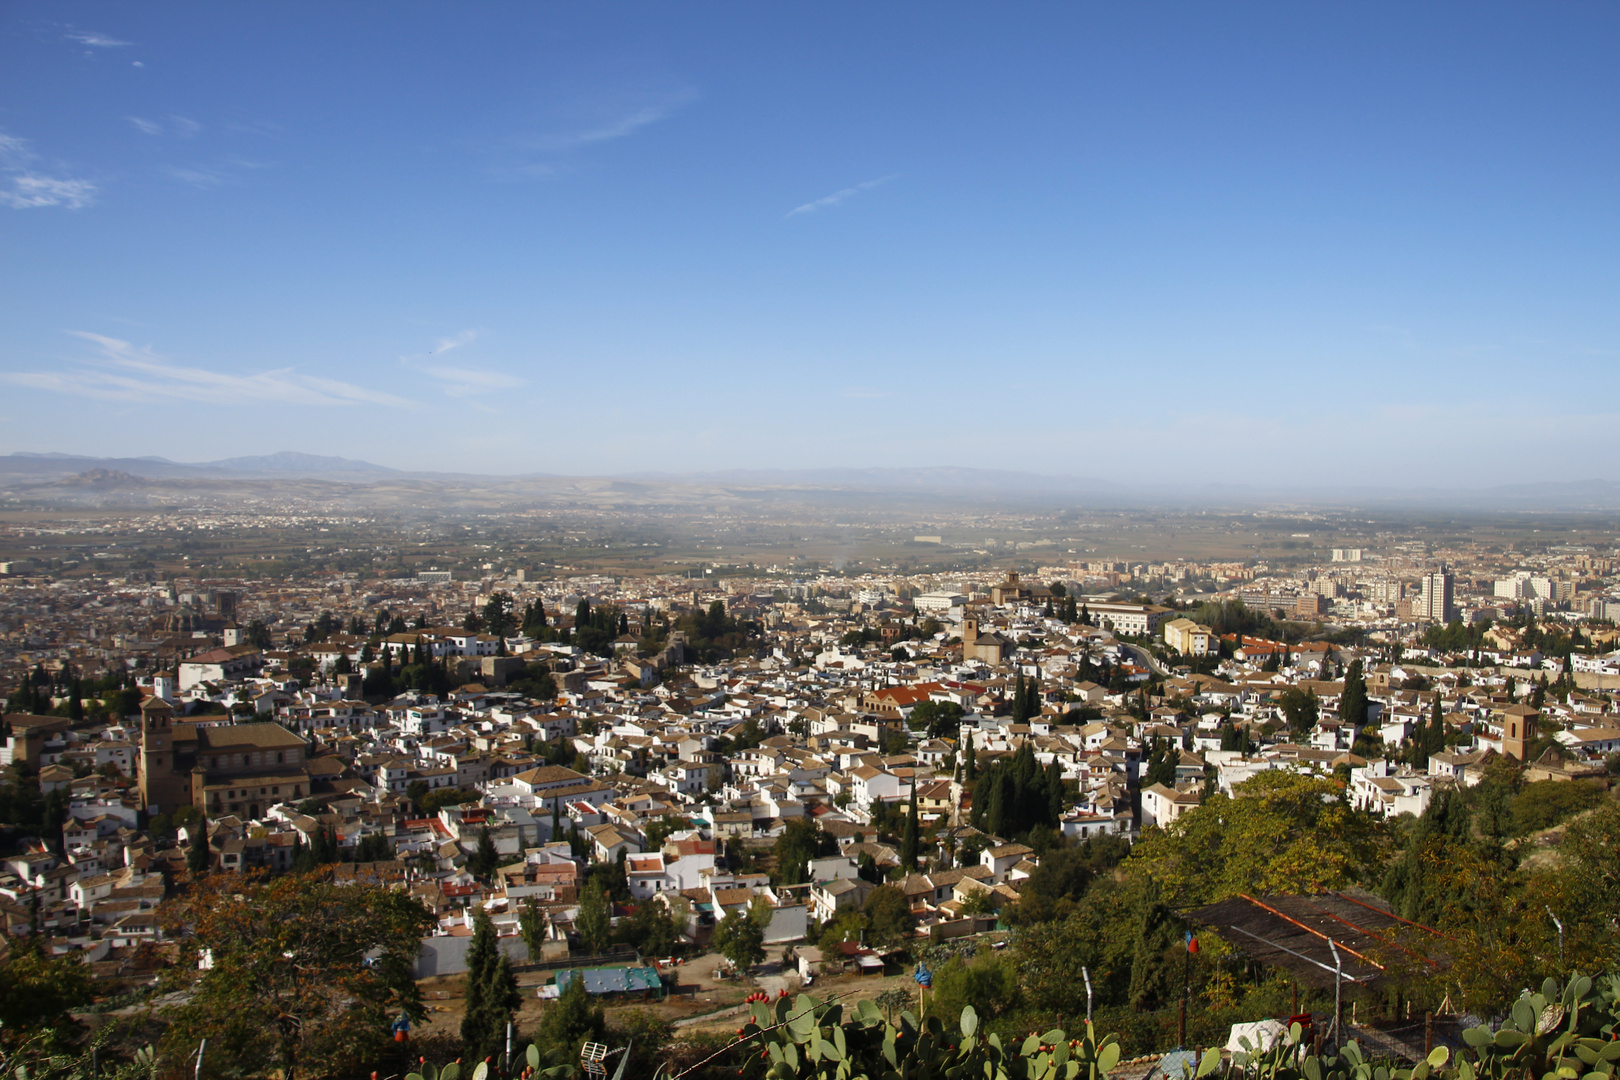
5,477,1620,1075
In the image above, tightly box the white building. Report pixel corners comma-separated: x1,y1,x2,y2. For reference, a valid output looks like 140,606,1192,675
914,593,969,615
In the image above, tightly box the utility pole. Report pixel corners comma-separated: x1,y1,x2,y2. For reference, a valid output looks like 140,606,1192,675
1329,940,1343,1052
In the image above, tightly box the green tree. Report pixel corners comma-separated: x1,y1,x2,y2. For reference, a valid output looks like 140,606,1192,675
186,824,211,876
0,940,92,1042
310,823,340,865
1426,695,1446,755
532,971,604,1065
1007,834,1133,924
1341,658,1369,727
772,817,833,886
468,825,500,880
909,699,965,738
617,899,680,958
712,908,766,972
482,591,517,639
159,869,433,1080
519,895,547,961
577,886,612,955
927,953,1022,1025
461,908,500,1054
521,598,548,637
1278,687,1319,735
863,884,915,947
900,782,920,871
1511,778,1604,835
406,779,429,812
1125,880,1180,1010
468,952,521,1062
1131,770,1387,910
355,831,392,862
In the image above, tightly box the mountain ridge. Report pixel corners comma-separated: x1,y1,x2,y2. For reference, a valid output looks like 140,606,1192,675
5,451,1620,511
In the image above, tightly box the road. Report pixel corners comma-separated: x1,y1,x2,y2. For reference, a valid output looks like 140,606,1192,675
1117,640,1171,677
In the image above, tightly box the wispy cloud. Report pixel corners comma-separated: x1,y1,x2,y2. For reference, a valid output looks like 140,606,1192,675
420,366,527,398
163,157,270,190
530,90,698,153
0,131,97,209
0,332,413,408
428,330,477,355
401,331,525,398
499,86,697,180
787,175,898,217
64,29,132,47
166,166,224,188
131,115,201,138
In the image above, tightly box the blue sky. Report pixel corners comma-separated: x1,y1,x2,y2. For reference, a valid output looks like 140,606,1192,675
2,3,1618,485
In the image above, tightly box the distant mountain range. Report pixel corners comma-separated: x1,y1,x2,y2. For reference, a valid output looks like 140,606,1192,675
5,451,1620,513
2,450,400,480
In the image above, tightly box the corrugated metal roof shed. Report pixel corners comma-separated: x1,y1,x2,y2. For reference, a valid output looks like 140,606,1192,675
555,966,663,996
1189,888,1447,990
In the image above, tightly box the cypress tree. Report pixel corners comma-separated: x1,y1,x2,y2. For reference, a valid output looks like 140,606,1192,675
486,952,521,1057
1341,659,1368,727
1127,883,1179,1011
312,824,339,865
461,909,499,1054
900,782,919,870
985,771,1008,837
471,825,498,880
187,823,211,876
1046,759,1064,825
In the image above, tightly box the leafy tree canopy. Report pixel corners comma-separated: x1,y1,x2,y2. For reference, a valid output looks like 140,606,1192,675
1130,770,1388,910
159,869,434,1080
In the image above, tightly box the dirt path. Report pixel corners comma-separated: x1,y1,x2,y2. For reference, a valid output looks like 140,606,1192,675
413,956,927,1041
672,969,925,1036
